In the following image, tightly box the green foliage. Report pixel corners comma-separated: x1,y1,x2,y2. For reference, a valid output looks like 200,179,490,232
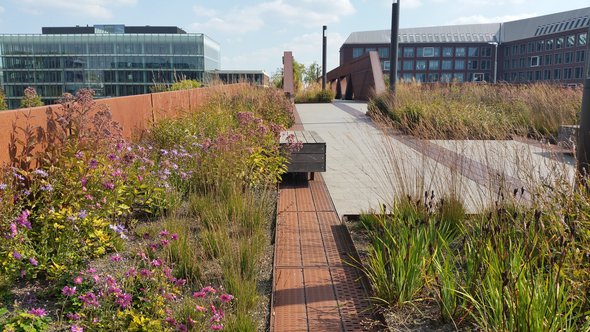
303,62,321,86
295,83,335,104
19,88,44,109
0,89,7,111
0,308,51,332
368,82,581,140
169,79,201,91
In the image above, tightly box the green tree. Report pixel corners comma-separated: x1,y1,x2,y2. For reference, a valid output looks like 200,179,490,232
304,62,322,85
20,87,44,108
0,88,7,110
293,60,305,92
271,68,284,89
169,79,201,91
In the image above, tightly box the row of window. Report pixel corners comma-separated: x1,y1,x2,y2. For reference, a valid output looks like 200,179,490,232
0,41,203,56
392,59,492,71
503,67,586,81
1,56,204,70
2,70,201,84
504,32,587,57
399,72,490,83
504,50,585,70
353,45,494,59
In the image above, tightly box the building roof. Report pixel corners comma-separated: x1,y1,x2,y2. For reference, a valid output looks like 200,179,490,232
41,25,187,35
502,7,590,42
344,23,500,45
343,6,590,46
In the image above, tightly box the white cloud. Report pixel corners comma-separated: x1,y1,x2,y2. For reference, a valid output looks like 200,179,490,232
16,0,137,19
189,0,355,35
448,13,536,25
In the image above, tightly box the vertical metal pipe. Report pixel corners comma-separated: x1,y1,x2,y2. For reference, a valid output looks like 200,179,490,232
322,25,327,90
389,1,400,95
576,26,590,180
493,43,498,83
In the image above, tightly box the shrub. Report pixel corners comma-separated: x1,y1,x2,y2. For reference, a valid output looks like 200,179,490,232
19,87,44,109
295,83,335,103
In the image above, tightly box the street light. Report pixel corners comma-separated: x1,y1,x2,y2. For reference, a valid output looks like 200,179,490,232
389,0,400,95
576,27,590,180
488,41,498,84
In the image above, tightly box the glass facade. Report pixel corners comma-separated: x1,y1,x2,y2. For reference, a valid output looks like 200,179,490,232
0,30,220,108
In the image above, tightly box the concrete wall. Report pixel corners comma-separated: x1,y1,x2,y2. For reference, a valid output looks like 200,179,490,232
0,84,248,165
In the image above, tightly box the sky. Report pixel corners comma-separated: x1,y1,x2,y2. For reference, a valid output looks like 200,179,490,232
0,0,588,76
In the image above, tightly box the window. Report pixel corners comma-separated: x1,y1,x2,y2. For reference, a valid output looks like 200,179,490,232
512,45,518,55
352,48,363,58
556,37,564,49
530,56,540,67
453,73,464,82
403,60,413,70
512,59,519,69
579,33,588,46
455,60,465,70
554,68,561,80
504,47,510,57
544,54,552,65
480,60,491,70
527,42,534,53
576,50,585,63
546,39,554,50
415,73,426,82
575,67,584,79
565,52,573,64
468,47,479,57
378,47,389,58
563,68,572,79
536,40,544,52
543,69,551,80
429,60,440,70
555,53,563,64
455,47,466,57
471,73,484,82
519,58,525,68
468,60,478,70
403,47,415,57
427,73,439,82
503,60,510,70
481,47,492,57
442,60,453,70
402,73,413,82
520,44,526,54
417,47,439,57
566,35,575,47
383,60,390,71
441,73,452,82
416,60,427,70
442,47,453,57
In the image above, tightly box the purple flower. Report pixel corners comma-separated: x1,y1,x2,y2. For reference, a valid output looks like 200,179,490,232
71,324,83,332
159,230,170,237
28,308,46,317
89,159,99,169
33,169,48,177
9,223,18,238
78,210,87,219
107,154,117,161
75,151,84,159
73,276,83,284
16,210,31,229
151,259,161,267
139,269,152,278
78,292,99,308
171,234,178,241
62,286,77,297
110,254,122,262
12,251,22,260
0,183,7,190
201,286,216,294
102,182,115,190
81,177,88,187
192,291,206,298
125,268,137,277
211,325,223,330
66,312,81,321
41,184,53,192
29,257,38,266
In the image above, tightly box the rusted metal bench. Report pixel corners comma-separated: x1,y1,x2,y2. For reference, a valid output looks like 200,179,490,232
280,130,326,180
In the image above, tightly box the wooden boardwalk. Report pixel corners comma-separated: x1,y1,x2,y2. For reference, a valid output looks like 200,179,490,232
270,173,374,331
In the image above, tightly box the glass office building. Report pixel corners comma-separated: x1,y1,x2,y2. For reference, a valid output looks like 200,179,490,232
0,25,221,108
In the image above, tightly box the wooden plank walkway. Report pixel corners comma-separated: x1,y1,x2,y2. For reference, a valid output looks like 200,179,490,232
271,173,374,331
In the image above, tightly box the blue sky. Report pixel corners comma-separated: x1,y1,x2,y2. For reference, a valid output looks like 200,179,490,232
0,0,588,76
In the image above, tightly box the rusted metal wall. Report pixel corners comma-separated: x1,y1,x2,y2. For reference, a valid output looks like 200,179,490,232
0,84,249,165
327,51,386,100
283,51,295,98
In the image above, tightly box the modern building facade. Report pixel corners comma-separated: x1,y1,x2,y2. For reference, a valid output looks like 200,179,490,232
340,7,589,84
0,25,220,108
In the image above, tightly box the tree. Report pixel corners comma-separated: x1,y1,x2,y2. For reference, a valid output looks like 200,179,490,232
169,79,201,91
20,87,44,108
271,68,284,89
271,59,304,92
0,88,7,110
304,62,322,86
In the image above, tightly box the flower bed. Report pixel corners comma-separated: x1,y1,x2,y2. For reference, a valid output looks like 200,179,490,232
0,86,295,331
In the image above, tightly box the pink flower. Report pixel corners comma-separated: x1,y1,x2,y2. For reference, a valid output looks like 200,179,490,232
78,292,99,308
159,230,170,237
110,254,123,262
12,251,22,260
73,276,83,284
219,294,234,303
211,324,223,330
151,259,162,267
9,223,17,238
195,305,206,312
171,233,179,241
29,257,38,266
139,269,152,278
192,291,206,298
201,286,216,294
62,286,77,297
66,313,81,321
125,268,137,277
28,308,46,317
115,293,132,309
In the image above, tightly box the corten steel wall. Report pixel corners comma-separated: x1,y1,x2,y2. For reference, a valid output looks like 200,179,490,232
0,84,249,165
327,51,386,100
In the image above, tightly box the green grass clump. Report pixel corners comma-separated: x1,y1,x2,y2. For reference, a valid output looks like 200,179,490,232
368,82,581,140
295,83,335,103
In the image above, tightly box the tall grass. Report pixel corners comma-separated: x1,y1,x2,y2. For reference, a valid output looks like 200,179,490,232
368,82,581,140
294,82,335,103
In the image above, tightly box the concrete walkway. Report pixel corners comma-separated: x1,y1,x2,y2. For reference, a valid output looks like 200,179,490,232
296,101,575,217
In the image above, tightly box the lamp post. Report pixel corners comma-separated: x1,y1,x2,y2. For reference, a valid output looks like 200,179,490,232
389,0,400,95
576,27,590,180
488,41,498,83
322,25,327,90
